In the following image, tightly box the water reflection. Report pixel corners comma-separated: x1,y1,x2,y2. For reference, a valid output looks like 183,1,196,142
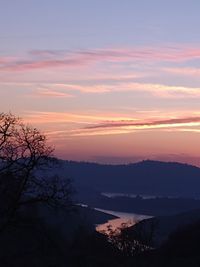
101,192,179,199
95,208,151,234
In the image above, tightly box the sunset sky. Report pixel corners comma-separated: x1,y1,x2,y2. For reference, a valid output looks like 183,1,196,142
1,1,200,165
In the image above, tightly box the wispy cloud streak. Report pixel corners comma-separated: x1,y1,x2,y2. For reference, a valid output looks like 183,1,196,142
38,82,200,98
84,116,200,130
163,67,200,77
1,46,200,72
23,111,200,139
33,88,74,98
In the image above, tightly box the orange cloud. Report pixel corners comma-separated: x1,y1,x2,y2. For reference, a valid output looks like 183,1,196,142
24,111,134,125
33,88,74,98
24,111,200,139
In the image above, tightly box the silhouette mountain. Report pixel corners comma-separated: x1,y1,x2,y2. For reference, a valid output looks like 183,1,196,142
128,208,200,247
48,160,200,198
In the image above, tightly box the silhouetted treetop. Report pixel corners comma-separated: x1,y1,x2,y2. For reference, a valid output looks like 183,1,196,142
0,112,73,232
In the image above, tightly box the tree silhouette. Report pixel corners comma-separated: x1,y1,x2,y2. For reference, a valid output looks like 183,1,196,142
0,112,73,232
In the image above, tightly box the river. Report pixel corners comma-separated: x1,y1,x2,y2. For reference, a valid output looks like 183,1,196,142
95,208,151,234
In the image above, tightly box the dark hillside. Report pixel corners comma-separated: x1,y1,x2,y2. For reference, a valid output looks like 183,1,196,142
47,160,200,198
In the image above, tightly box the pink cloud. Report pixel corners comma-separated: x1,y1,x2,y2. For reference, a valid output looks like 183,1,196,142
84,116,200,130
1,46,200,72
0,56,16,65
0,58,87,72
163,67,200,77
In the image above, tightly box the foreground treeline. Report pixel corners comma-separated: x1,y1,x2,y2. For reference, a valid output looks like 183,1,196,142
0,113,200,267
1,212,200,267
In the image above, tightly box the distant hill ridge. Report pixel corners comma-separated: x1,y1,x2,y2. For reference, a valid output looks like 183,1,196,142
47,159,200,198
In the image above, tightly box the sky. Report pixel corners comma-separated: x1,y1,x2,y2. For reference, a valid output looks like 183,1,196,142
1,0,200,165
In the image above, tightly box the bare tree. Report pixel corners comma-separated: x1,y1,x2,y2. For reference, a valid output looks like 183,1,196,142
0,112,73,232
